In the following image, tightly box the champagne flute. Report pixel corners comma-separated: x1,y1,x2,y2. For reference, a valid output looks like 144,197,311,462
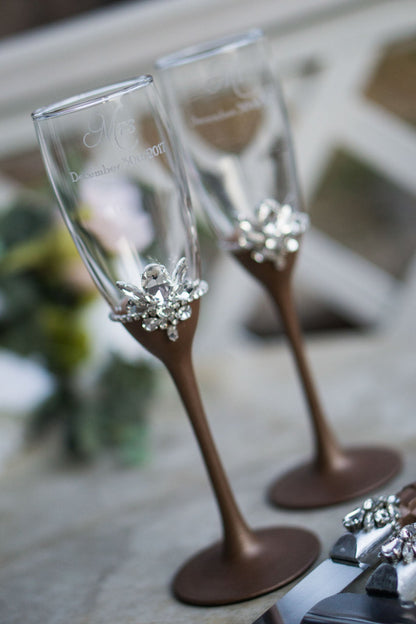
32,75,319,606
156,30,401,509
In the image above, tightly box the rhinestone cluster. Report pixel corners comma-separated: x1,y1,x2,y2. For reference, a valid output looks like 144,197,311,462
381,524,416,565
110,257,208,342
236,199,309,270
343,495,401,533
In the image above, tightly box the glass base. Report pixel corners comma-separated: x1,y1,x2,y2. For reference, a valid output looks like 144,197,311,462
172,526,320,606
268,447,402,509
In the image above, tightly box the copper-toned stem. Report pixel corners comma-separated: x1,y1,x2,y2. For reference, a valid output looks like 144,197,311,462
123,298,320,604
167,347,259,560
234,248,401,509
124,300,258,560
265,256,348,472
234,250,347,473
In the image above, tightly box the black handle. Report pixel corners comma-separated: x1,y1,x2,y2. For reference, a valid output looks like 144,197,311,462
301,593,416,624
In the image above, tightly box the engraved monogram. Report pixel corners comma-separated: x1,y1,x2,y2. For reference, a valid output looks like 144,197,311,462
82,104,137,151
189,62,265,129
204,63,254,100
69,102,168,184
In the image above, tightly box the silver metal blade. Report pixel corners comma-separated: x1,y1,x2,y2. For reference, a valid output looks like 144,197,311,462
253,494,404,624
254,559,369,624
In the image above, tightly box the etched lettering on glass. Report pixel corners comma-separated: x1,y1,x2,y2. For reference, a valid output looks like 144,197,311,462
69,142,166,183
82,105,137,151
189,62,265,133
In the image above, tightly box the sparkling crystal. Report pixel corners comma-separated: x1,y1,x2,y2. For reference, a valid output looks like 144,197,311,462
387,495,399,505
167,325,179,342
387,503,400,520
173,285,189,302
363,511,375,531
238,235,250,248
402,541,414,564
263,222,279,237
192,280,208,299
400,527,412,540
141,264,171,299
257,198,280,225
253,251,265,263
176,305,192,321
111,258,208,341
125,303,139,317
374,508,391,528
278,205,294,234
236,199,309,271
343,494,403,537
343,507,365,532
117,281,145,301
156,305,171,319
285,238,299,252
363,498,374,511
239,220,252,232
172,257,188,285
279,203,292,219
153,290,165,305
246,230,266,246
142,317,160,332
280,225,292,236
382,537,403,563
291,214,309,236
265,237,278,250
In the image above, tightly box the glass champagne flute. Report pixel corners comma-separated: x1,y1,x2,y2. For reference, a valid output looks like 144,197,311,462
32,75,319,606
156,30,401,509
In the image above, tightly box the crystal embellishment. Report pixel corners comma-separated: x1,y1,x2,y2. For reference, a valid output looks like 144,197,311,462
343,495,401,533
236,199,309,270
110,257,208,342
381,523,416,565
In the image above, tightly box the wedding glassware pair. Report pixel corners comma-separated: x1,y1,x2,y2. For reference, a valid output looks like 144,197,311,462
32,30,400,607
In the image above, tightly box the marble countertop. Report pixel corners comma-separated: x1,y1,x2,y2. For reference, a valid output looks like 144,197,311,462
1,316,415,624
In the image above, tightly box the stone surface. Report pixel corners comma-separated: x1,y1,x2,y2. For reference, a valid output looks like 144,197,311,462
1,324,416,623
